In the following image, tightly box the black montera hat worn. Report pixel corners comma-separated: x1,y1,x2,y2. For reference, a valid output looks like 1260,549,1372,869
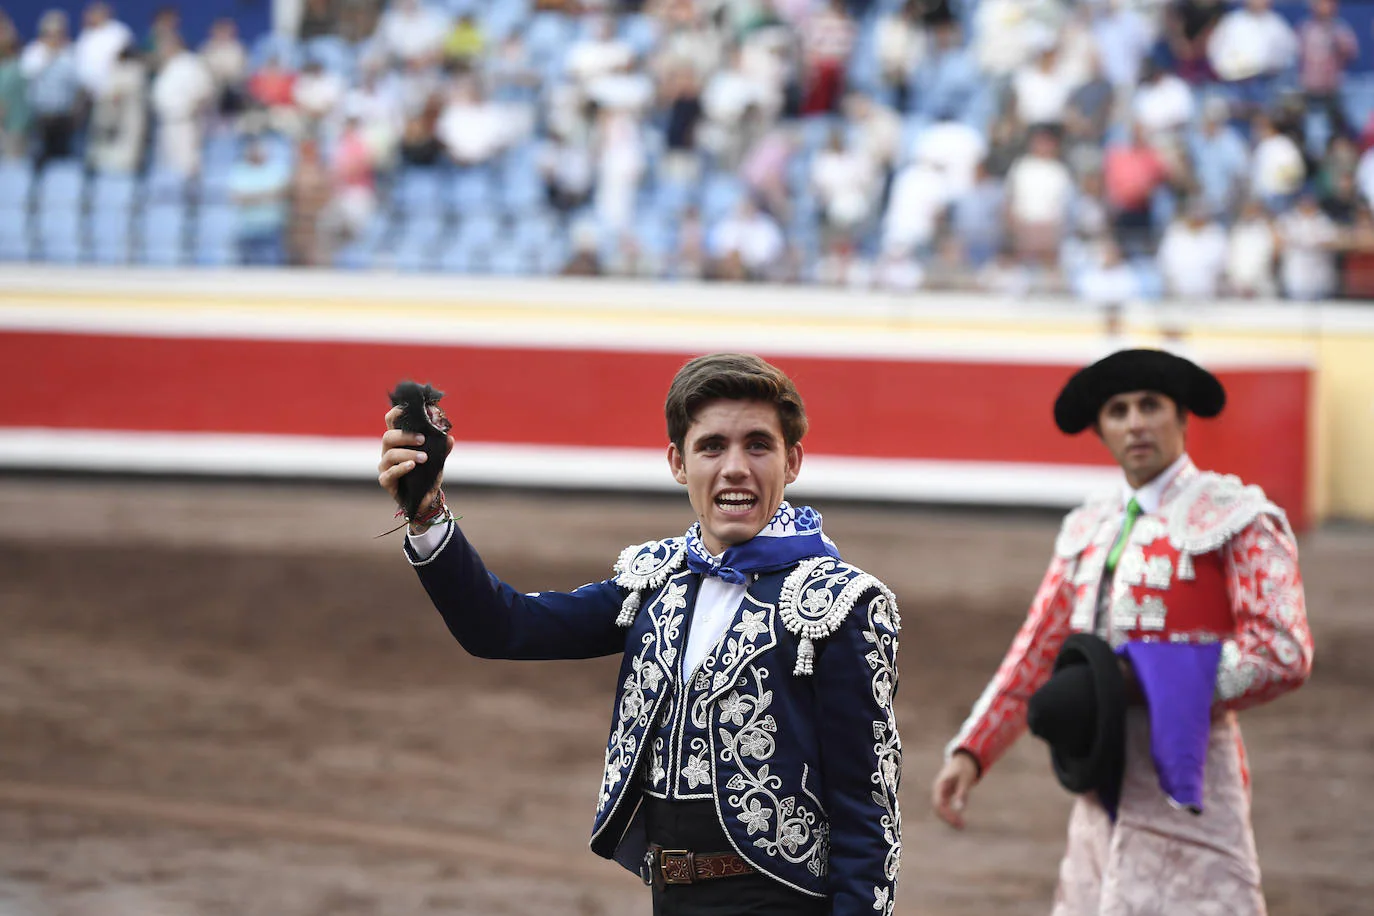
1053,349,1227,435
1027,633,1128,815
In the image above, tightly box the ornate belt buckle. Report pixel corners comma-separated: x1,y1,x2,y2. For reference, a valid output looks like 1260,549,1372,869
660,849,695,886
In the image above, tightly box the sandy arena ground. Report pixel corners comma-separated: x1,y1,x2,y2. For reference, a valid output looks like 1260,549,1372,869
0,476,1369,916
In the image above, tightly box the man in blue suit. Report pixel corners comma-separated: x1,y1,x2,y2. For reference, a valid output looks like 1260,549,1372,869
377,353,902,915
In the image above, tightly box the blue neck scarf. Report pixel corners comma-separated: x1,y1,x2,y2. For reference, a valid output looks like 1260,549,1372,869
684,501,841,585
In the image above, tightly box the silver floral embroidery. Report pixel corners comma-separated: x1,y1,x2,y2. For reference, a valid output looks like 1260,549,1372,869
596,577,683,815
864,591,902,914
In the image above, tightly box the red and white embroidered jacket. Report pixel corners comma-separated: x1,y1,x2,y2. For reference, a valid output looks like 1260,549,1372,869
947,459,1314,776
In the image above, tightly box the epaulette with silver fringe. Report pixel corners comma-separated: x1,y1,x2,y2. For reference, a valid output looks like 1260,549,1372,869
611,537,687,626
779,556,900,675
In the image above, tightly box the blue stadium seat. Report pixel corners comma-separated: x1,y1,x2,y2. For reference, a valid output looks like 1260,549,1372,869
90,172,137,210
89,208,133,265
620,14,660,57
482,0,530,42
489,243,529,275
700,172,745,224
0,207,31,261
394,168,446,218
139,202,189,266
456,212,501,250
145,166,190,205
36,161,85,209
450,164,496,212
303,35,355,79
437,236,480,272
250,33,301,70
194,204,240,266
525,13,573,65
393,214,445,271
35,206,83,263
0,161,33,210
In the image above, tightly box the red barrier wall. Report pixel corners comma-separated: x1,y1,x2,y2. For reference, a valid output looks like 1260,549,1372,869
4,330,1310,526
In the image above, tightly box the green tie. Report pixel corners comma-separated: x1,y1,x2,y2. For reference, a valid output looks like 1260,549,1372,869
1105,498,1142,574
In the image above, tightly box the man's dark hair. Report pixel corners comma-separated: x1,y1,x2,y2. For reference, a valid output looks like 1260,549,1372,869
665,353,808,450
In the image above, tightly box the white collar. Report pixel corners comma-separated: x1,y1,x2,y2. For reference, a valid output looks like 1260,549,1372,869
1121,453,1191,515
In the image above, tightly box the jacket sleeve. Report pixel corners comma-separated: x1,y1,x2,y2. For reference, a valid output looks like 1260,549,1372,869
1216,514,1313,710
814,586,902,916
945,555,1076,776
403,521,627,661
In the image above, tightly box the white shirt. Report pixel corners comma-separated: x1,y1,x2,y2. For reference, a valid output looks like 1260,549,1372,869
1132,74,1195,135
1006,155,1073,225
1252,134,1305,197
683,576,748,675
1122,452,1191,515
406,523,746,676
1158,221,1228,298
74,19,133,93
1208,9,1298,81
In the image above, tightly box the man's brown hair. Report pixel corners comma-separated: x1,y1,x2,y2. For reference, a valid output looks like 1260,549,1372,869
665,353,808,450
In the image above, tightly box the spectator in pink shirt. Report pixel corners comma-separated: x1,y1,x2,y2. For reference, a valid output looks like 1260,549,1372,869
1298,0,1358,135
1104,121,1180,257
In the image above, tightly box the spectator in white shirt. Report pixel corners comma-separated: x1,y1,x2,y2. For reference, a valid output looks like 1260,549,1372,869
594,107,645,236
376,0,449,68
1227,198,1279,296
1250,111,1306,211
811,127,879,238
1208,0,1298,82
1006,126,1075,265
1012,43,1076,128
1157,199,1229,298
73,2,131,95
435,77,513,167
150,33,214,175
709,197,785,281
567,15,634,86
909,115,987,196
86,44,144,173
293,59,346,135
199,18,247,117
1132,58,1196,137
873,0,926,111
882,155,952,255
1277,193,1341,298
699,45,768,163
1078,237,1143,305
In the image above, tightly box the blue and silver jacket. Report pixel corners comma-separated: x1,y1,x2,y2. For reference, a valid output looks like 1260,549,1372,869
406,526,903,916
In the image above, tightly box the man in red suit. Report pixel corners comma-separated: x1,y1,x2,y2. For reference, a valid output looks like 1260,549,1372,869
930,347,1313,915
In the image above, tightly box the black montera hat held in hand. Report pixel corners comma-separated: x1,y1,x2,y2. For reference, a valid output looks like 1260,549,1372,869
1053,349,1226,435
1027,633,1129,819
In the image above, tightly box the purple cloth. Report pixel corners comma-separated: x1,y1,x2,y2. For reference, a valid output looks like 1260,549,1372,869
1118,641,1223,814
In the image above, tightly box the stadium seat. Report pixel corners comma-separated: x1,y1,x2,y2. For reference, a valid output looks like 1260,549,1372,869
145,166,190,205
90,172,137,211
450,164,496,212
89,207,133,265
0,161,33,210
700,172,745,224
303,35,355,79
35,205,84,263
36,161,85,209
138,202,190,266
194,204,240,266
394,168,446,218
393,214,445,271
250,33,301,70
481,0,530,42
0,207,31,261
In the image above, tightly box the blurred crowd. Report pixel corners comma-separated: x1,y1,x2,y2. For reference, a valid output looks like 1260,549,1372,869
3,0,1374,300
